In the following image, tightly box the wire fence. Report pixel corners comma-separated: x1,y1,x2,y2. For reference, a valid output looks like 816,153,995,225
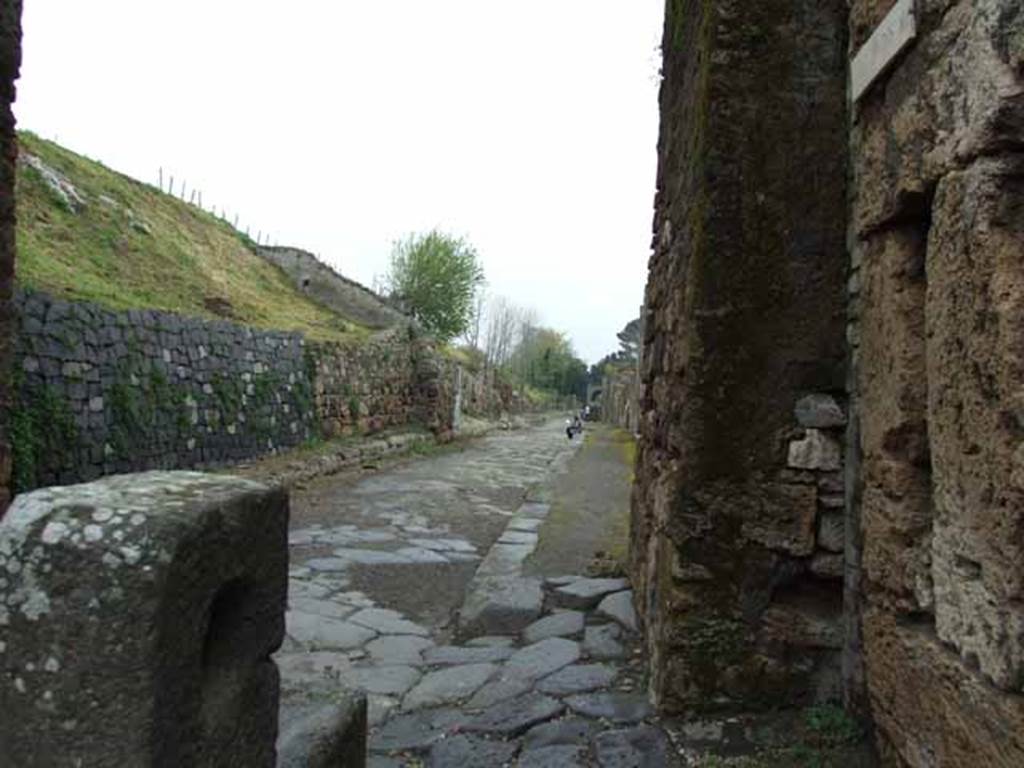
157,166,279,247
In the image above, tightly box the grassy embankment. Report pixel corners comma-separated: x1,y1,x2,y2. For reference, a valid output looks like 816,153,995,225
15,131,367,341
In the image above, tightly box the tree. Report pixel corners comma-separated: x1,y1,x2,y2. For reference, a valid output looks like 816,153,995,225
483,295,527,369
386,230,485,342
616,317,641,361
508,326,588,398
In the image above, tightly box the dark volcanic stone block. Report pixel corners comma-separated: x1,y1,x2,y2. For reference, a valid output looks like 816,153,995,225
0,472,289,767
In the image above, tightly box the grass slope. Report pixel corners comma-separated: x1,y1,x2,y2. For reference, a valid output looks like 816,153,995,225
15,131,366,341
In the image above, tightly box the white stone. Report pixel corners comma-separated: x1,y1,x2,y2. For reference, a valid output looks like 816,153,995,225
850,0,917,102
787,429,841,471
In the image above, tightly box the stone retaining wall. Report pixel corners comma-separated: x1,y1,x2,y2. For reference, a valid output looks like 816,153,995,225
309,332,418,438
8,289,513,494
12,288,316,491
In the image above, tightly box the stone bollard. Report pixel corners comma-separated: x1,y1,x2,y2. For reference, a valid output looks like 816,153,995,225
0,471,289,767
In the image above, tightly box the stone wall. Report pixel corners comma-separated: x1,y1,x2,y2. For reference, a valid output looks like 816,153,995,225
631,0,849,714
601,367,639,433
848,1,1024,763
0,0,21,513
257,246,407,330
447,361,515,423
308,332,418,438
12,289,317,492
8,288,511,494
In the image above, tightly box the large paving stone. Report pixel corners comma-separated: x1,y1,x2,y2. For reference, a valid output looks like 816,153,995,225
305,557,351,573
368,756,405,768
395,546,450,564
518,744,588,768
335,590,376,608
552,578,630,609
402,663,497,710
593,726,670,768
467,635,516,648
460,576,544,635
523,717,600,748
584,624,626,660
276,651,355,689
536,663,617,695
466,677,533,710
333,548,413,566
277,697,368,768
424,645,515,665
463,692,565,736
346,529,399,543
408,537,477,553
565,693,652,723
544,575,580,588
504,637,581,680
289,596,356,620
367,694,399,727
366,635,435,666
350,608,430,636
523,610,585,643
289,579,333,600
428,734,517,768
343,665,422,696
286,611,377,650
370,708,467,752
596,591,638,632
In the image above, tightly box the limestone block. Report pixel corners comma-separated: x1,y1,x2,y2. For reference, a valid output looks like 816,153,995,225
0,472,289,767
926,158,1024,689
787,430,841,471
863,609,1024,767
852,0,1024,235
850,0,917,103
794,394,847,429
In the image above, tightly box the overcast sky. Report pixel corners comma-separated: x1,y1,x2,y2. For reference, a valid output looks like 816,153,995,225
15,1,663,363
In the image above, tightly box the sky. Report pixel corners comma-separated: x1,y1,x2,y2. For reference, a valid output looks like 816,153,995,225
15,1,664,364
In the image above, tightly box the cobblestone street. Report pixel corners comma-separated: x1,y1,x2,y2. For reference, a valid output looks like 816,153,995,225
275,420,675,766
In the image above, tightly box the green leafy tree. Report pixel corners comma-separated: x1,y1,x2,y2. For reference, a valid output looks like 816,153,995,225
509,327,589,398
387,230,485,342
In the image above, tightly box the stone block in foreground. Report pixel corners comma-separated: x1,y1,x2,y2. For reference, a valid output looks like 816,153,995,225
0,471,288,767
277,697,368,768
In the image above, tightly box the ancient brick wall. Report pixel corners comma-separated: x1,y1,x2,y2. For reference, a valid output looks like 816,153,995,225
0,0,21,513
631,0,849,713
848,1,1024,764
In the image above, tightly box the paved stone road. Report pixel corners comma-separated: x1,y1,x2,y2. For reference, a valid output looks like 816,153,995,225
275,420,678,766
